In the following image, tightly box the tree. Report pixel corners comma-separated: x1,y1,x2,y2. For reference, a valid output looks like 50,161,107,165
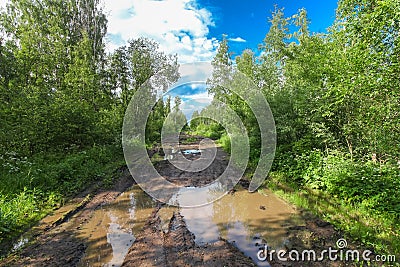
165,95,172,116
207,35,233,103
190,110,200,130
173,96,182,112
0,0,108,153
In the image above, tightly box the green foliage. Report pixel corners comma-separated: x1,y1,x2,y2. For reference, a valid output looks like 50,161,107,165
0,145,124,251
0,0,110,154
0,188,59,245
274,148,400,214
218,133,231,153
266,171,400,258
161,97,187,138
206,1,400,257
0,0,179,255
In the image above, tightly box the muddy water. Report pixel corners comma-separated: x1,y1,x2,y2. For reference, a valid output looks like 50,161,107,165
77,186,155,267
180,188,303,266
78,184,302,267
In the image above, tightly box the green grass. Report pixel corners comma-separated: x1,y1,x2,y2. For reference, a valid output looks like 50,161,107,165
191,123,223,140
264,172,400,262
0,144,125,256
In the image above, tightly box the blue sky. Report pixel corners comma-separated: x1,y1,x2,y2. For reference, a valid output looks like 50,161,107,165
99,0,338,62
200,0,338,57
163,62,214,119
0,0,338,62
99,0,339,118
164,82,211,119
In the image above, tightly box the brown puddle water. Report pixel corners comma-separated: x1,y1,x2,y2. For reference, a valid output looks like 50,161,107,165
77,185,155,267
77,185,302,267
180,188,303,266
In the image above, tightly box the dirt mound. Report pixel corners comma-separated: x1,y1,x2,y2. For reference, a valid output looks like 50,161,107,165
122,209,256,267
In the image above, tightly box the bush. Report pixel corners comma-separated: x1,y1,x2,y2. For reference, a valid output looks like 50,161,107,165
273,147,400,216
0,145,124,253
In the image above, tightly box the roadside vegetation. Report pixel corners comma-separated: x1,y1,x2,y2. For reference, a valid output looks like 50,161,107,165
191,1,400,258
0,0,179,255
1,0,399,261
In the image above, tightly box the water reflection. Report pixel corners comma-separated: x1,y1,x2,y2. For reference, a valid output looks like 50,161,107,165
180,187,302,266
77,186,155,267
77,185,301,267
182,149,201,155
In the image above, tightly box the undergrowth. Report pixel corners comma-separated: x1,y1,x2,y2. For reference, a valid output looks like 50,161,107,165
264,148,400,260
0,144,125,256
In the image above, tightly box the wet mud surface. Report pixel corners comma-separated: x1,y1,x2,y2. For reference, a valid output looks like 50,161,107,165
122,208,256,267
1,168,135,267
1,136,367,266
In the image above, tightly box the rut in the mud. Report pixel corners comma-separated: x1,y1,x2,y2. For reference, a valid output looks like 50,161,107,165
0,168,136,267
121,206,256,267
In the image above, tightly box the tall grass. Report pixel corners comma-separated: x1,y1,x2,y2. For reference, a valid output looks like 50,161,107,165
0,145,125,255
265,149,400,259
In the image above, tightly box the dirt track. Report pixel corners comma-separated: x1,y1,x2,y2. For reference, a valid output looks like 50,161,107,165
0,167,135,267
121,207,256,267
0,136,369,267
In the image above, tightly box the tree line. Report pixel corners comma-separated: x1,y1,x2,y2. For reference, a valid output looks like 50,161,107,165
198,0,399,256
0,0,180,156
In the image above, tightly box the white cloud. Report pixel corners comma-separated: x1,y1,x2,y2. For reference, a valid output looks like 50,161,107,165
0,0,218,62
0,0,7,10
228,37,246,43
103,0,219,63
188,92,213,103
177,62,213,85
179,94,212,119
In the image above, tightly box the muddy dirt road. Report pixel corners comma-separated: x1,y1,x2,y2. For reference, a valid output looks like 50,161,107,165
1,137,360,266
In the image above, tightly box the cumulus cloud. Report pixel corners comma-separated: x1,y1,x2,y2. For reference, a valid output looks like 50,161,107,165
187,92,213,103
103,0,219,63
0,0,7,10
0,0,218,62
228,37,246,43
180,97,212,119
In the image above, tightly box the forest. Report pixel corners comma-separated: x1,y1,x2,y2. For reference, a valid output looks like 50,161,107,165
0,0,399,261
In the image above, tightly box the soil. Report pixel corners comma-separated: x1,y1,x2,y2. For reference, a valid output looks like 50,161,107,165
0,135,374,266
121,207,256,267
0,168,135,267
154,136,228,187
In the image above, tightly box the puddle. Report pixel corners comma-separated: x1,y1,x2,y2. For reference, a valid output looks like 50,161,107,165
182,149,201,155
75,184,301,267
180,188,302,266
11,237,29,252
77,185,155,267
9,198,94,254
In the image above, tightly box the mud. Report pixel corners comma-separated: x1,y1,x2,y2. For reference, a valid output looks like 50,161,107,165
121,208,256,267
0,136,372,266
154,137,228,188
0,168,135,267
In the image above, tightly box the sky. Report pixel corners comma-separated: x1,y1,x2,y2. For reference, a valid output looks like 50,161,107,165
101,0,338,62
164,82,211,120
0,0,338,119
99,0,339,118
0,0,338,62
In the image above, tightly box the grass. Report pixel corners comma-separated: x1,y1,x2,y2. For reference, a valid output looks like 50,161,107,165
0,144,125,257
263,172,400,262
